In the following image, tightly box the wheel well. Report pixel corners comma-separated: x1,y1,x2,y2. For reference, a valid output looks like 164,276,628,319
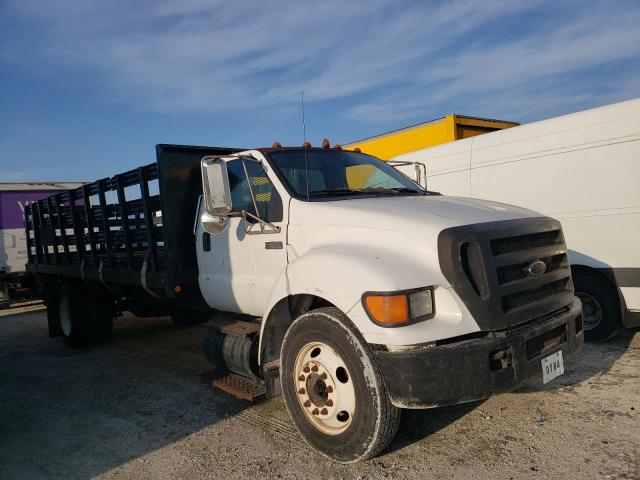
260,294,336,365
571,264,624,322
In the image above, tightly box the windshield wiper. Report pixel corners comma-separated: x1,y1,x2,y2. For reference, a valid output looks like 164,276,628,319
389,187,425,194
308,188,368,196
359,187,424,195
308,187,425,197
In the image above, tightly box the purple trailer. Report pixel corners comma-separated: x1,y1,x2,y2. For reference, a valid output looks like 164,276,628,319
1,183,85,306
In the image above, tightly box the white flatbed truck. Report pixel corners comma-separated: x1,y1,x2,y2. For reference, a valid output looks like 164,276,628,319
26,143,582,462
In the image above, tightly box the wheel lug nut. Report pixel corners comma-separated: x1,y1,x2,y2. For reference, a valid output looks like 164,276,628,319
327,386,333,393
312,408,319,415
320,372,327,380
311,365,319,372
304,400,311,407
320,408,328,415
326,399,333,406
303,366,310,373
298,388,306,395
298,374,305,381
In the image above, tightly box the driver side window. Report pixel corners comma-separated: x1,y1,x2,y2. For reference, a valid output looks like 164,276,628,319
227,159,283,222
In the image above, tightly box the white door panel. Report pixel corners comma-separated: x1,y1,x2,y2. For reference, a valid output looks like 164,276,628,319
198,217,286,315
196,157,288,317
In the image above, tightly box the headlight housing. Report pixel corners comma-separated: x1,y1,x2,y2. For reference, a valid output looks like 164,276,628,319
362,287,435,327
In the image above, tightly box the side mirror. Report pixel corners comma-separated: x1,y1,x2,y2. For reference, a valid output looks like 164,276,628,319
201,156,232,215
201,156,232,234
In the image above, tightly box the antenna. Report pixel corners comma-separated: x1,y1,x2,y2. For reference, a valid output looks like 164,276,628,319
301,90,307,142
302,90,309,200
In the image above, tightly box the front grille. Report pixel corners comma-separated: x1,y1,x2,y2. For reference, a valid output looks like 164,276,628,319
490,229,563,255
502,277,570,313
497,252,567,285
438,217,575,331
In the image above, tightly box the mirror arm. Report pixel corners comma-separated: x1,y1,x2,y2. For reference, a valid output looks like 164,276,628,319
241,210,281,235
388,159,428,189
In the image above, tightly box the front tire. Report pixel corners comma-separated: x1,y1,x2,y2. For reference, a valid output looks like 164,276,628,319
281,307,400,463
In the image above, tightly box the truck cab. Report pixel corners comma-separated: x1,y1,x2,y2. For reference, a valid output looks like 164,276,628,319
26,143,582,463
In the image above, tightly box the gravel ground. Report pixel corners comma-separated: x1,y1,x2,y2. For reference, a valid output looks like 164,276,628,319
0,308,638,480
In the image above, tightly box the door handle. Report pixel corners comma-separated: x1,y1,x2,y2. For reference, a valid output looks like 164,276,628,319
202,232,211,252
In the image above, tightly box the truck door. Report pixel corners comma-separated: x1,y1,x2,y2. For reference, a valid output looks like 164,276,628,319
196,158,287,316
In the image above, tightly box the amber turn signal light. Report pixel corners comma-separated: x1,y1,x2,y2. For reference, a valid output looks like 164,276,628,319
364,294,409,325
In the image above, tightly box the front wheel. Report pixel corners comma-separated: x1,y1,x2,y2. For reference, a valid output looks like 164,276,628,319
280,307,400,463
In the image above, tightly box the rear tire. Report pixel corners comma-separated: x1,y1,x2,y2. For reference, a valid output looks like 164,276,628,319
58,284,115,347
574,273,619,342
59,284,92,348
280,307,400,463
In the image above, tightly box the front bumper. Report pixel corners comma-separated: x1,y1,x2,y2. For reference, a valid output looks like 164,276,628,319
374,299,583,408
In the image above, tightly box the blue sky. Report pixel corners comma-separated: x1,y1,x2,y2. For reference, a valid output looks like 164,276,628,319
1,0,639,182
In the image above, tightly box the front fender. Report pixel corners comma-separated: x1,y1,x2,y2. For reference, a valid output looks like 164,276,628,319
286,244,438,313
259,244,476,356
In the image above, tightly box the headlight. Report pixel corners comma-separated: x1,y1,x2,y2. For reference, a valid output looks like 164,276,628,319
362,287,435,327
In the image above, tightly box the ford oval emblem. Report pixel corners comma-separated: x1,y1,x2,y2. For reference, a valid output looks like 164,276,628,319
525,260,547,276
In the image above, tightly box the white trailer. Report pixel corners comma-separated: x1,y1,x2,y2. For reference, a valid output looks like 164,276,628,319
0,182,85,305
393,98,640,340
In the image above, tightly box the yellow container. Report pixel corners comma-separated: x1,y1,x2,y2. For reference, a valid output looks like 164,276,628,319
345,114,518,160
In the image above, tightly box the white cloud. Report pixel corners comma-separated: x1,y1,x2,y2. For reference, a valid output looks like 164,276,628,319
2,0,639,123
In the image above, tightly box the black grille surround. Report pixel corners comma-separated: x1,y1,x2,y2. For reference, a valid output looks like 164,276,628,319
438,217,575,331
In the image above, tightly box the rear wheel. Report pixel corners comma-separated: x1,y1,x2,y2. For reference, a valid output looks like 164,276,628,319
59,284,92,348
58,284,115,347
281,307,400,463
574,273,620,341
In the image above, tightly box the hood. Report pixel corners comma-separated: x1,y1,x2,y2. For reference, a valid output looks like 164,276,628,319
290,194,542,232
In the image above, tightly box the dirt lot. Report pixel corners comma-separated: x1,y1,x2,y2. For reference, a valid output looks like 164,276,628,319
1,308,638,480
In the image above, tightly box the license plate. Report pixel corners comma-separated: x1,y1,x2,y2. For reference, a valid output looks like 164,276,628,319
541,350,564,384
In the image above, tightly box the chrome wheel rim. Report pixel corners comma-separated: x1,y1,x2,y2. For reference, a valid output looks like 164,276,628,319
60,297,72,336
577,292,602,331
294,342,355,435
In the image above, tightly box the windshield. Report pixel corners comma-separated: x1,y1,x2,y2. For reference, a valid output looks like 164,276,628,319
267,149,425,200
